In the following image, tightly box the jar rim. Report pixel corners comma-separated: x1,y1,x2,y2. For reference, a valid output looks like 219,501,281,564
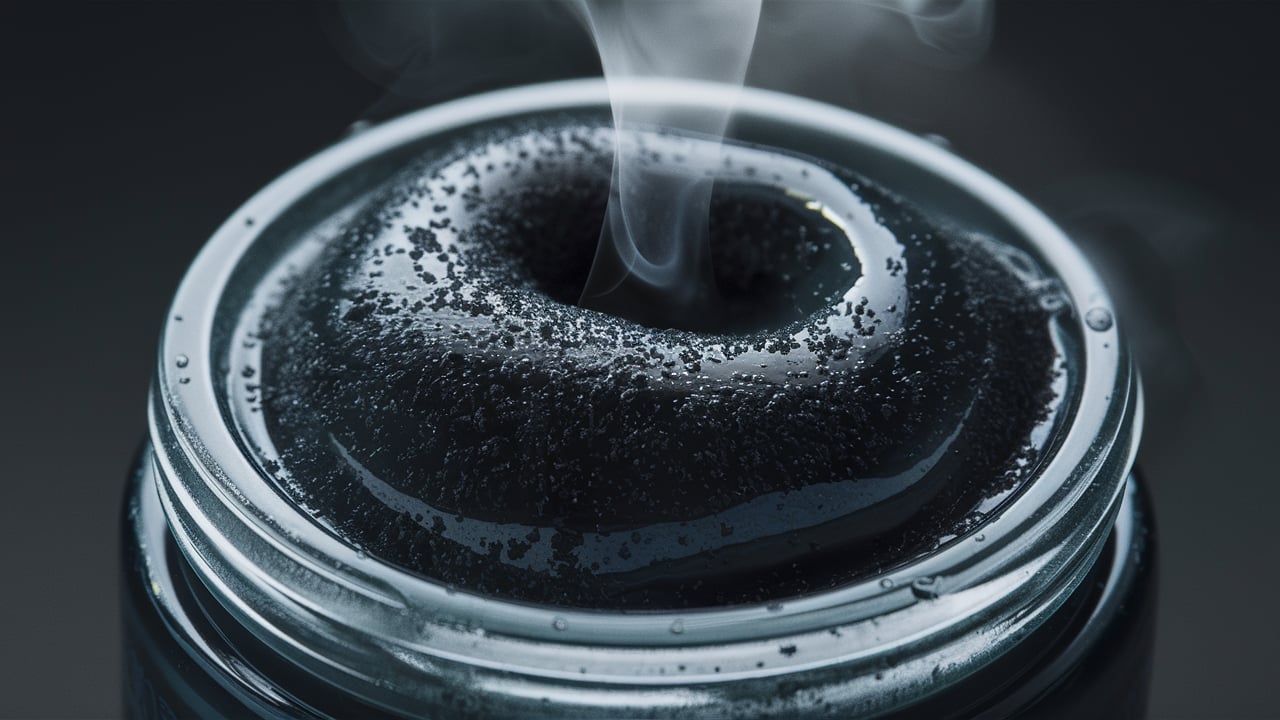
149,78,1140,714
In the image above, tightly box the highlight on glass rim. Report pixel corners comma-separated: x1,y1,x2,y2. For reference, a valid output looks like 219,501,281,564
115,2,1156,717
22,1,1280,719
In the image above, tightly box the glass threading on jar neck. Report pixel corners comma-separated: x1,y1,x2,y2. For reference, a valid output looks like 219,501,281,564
148,78,1141,718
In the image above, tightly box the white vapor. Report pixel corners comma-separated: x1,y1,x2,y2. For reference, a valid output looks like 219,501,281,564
570,0,993,317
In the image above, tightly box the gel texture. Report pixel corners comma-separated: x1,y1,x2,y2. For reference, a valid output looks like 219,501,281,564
255,120,1066,609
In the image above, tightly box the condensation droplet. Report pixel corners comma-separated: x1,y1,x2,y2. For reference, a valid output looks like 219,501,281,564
669,619,685,635
1085,307,1114,332
175,354,189,368
911,576,940,599
920,133,951,149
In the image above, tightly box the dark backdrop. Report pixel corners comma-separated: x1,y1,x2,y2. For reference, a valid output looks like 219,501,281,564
1,2,1276,717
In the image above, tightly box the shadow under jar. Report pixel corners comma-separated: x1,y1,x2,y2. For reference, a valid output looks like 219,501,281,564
121,79,1155,719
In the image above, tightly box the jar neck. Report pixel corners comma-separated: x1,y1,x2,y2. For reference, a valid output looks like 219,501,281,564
131,448,1151,719
147,78,1142,718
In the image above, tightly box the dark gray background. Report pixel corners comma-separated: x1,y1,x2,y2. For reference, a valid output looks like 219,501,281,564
1,2,1276,717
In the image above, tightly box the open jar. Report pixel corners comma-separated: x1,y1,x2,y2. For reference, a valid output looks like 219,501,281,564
122,79,1154,719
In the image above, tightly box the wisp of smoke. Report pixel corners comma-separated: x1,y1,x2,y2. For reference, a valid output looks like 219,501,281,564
570,0,992,323
330,0,994,322
570,0,762,319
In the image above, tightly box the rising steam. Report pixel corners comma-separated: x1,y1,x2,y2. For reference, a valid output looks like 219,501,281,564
331,0,993,323
570,0,992,323
570,0,762,321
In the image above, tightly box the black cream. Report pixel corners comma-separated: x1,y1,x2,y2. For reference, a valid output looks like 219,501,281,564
255,121,1067,609
123,80,1151,719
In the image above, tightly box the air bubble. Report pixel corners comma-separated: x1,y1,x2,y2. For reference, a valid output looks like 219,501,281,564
175,354,189,368
669,619,685,635
1085,307,1114,332
551,616,568,631
1038,293,1067,313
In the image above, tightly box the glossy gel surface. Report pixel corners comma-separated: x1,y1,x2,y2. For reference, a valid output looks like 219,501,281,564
241,118,1075,608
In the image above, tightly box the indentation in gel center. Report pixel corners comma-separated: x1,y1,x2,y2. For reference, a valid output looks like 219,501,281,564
251,117,1068,609
572,129,906,339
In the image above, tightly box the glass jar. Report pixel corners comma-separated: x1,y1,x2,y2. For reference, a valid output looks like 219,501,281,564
121,79,1154,719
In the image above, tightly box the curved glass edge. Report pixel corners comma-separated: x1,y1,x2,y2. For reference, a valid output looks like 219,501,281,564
125,445,1154,719
145,79,1142,717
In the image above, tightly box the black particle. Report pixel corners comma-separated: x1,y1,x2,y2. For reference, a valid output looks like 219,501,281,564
256,118,1065,611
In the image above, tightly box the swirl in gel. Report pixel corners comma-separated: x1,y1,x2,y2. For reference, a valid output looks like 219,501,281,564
241,118,1070,609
